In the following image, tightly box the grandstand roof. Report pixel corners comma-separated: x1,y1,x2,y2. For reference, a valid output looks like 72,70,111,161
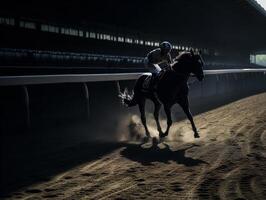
1,0,266,52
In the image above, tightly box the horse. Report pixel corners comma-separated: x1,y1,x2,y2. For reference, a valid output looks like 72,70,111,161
119,49,205,141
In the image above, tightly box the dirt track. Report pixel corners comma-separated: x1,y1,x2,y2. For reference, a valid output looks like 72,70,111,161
3,93,266,200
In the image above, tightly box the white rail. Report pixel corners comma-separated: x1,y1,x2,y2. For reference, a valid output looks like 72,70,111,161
0,68,265,86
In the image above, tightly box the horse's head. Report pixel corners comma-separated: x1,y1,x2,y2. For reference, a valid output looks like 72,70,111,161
190,49,205,81
172,49,205,81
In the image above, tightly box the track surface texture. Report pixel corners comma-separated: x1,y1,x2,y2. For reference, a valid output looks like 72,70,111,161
2,93,266,200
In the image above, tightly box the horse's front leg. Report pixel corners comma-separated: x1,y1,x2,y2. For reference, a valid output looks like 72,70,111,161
179,97,200,138
138,98,150,141
160,104,172,138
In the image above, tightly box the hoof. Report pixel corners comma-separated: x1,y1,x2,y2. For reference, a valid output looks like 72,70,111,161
142,136,150,143
194,133,200,138
152,137,159,146
159,132,168,139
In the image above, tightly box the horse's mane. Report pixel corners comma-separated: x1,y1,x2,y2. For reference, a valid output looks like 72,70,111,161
175,51,191,61
172,51,192,72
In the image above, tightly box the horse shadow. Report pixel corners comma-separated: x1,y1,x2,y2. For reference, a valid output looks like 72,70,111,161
120,143,208,166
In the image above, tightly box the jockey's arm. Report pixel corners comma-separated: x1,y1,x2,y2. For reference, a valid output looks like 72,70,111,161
144,56,162,73
167,53,175,69
167,53,173,64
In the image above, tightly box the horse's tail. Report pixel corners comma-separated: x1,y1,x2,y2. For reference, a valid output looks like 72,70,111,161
118,87,138,107
116,81,138,107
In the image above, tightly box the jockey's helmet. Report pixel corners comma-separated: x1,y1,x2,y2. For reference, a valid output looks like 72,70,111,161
160,41,172,54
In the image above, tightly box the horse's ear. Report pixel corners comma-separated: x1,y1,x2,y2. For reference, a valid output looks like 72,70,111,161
190,49,195,57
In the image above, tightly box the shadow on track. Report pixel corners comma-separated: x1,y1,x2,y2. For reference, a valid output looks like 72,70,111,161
121,143,208,166
0,141,124,197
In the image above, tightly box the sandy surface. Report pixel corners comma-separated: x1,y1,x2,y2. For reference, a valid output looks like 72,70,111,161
3,93,266,200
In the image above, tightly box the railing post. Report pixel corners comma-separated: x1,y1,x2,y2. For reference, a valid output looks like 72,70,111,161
22,85,31,129
82,83,90,119
215,74,219,95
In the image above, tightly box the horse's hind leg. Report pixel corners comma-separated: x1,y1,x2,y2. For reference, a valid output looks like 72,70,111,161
152,98,163,136
138,98,150,141
160,104,172,138
179,96,200,138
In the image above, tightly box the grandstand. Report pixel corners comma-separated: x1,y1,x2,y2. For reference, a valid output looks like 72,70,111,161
0,0,266,74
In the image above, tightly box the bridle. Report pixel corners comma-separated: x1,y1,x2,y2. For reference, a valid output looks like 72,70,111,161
171,52,203,80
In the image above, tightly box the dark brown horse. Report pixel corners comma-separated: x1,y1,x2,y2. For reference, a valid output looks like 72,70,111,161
119,50,204,141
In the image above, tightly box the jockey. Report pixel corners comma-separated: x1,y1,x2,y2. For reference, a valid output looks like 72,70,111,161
144,41,173,90
144,41,173,73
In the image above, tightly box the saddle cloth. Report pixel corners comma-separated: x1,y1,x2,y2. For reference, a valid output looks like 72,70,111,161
142,75,152,90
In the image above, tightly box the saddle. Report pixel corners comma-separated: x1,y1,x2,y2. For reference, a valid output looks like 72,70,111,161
142,70,166,91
